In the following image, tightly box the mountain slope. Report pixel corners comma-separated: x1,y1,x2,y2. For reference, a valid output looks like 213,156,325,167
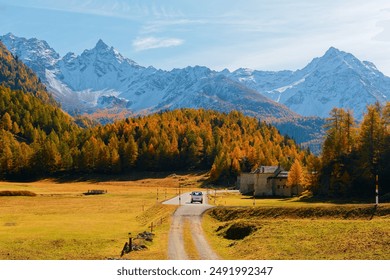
57,39,140,92
0,40,82,178
5,33,390,152
0,40,78,136
228,47,390,119
3,33,389,120
0,32,59,80
0,40,56,105
0,33,298,120
0,39,310,182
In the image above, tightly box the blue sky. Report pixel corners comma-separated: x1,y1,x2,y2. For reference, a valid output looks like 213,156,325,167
1,0,390,74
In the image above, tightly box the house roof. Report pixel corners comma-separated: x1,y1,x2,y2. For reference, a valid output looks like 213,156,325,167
275,171,289,178
251,166,279,174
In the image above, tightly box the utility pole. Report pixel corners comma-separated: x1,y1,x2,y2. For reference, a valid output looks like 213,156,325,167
373,156,379,206
375,174,379,206
179,184,181,205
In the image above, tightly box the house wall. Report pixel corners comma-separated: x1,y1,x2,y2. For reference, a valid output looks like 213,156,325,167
291,184,304,196
238,173,255,194
253,173,273,197
272,178,290,196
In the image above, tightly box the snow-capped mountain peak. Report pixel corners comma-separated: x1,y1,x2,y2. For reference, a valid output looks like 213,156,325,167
4,33,390,153
53,39,143,92
0,32,60,79
228,46,390,119
95,38,109,50
301,47,354,73
2,33,389,121
0,33,59,65
82,39,138,67
323,46,342,57
62,52,77,63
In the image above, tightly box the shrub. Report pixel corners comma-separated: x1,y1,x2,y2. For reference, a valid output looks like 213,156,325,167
0,190,37,196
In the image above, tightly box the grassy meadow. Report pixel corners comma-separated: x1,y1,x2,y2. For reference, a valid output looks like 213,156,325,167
2,173,389,260
203,192,390,260
0,172,206,260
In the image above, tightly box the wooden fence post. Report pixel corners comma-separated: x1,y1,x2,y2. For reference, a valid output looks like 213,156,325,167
128,232,132,252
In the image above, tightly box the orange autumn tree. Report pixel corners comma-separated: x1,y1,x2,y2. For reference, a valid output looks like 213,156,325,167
287,159,304,191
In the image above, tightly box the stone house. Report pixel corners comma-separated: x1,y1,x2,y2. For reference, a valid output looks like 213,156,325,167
237,165,303,197
237,172,256,195
268,170,290,196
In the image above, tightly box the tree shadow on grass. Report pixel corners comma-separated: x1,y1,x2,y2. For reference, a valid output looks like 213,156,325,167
293,195,374,205
43,170,210,184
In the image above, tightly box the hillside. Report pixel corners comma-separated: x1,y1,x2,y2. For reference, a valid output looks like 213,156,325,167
4,34,390,153
0,41,55,105
0,41,81,177
74,108,310,182
1,39,312,181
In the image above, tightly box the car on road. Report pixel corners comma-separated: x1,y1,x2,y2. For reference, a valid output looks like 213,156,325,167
190,191,203,204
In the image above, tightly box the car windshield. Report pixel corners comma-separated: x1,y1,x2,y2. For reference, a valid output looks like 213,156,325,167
192,192,202,195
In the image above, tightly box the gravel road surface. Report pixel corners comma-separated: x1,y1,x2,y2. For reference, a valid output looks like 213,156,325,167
163,191,219,260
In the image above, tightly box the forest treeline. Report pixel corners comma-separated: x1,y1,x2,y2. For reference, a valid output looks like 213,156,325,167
0,43,308,182
0,84,307,181
0,41,307,182
315,105,390,198
1,40,389,199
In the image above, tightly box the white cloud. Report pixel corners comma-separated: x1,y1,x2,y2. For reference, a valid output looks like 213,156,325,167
132,36,184,51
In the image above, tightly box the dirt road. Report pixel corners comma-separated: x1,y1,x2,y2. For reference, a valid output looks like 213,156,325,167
163,191,219,260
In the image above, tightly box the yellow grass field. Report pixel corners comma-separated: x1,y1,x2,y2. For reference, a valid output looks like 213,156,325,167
203,192,390,260
3,175,389,260
0,173,207,260
208,190,363,207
